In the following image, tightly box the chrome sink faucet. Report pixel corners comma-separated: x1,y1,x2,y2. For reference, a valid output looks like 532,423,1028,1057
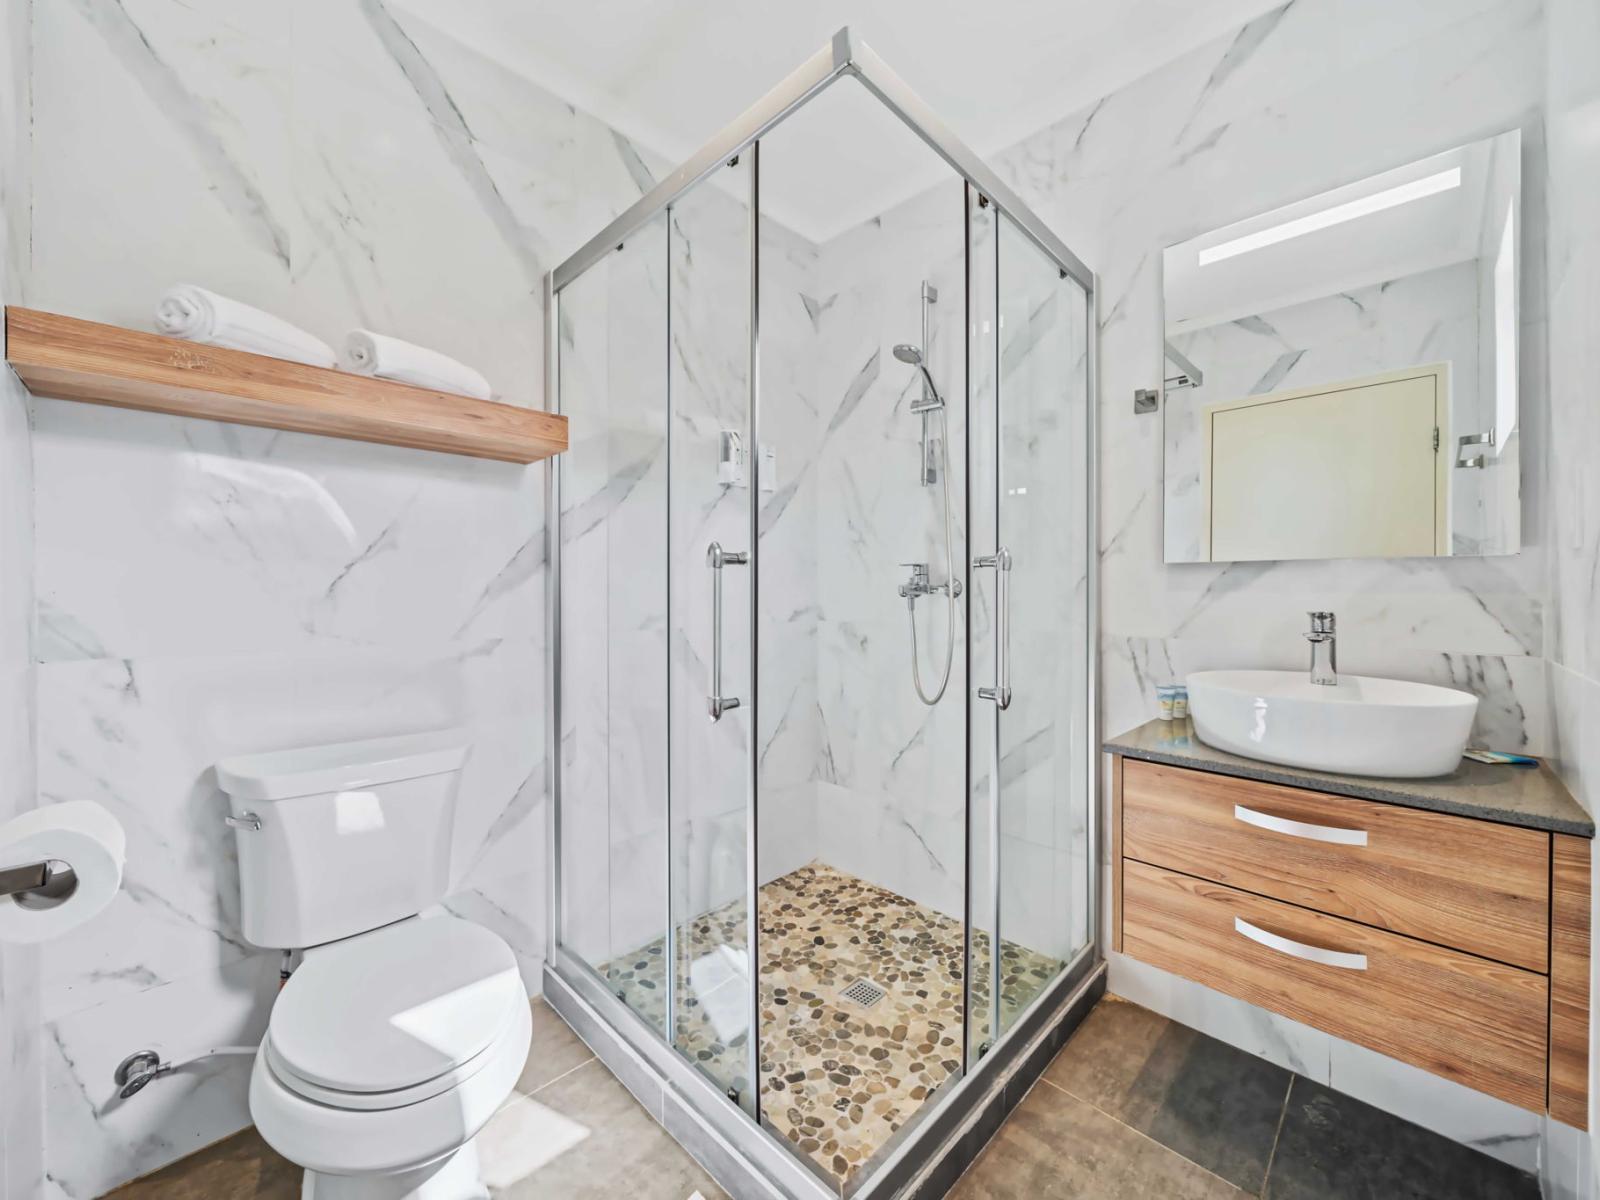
1306,611,1337,686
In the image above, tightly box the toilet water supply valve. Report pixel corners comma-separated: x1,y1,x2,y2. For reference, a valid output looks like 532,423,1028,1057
114,1045,258,1099
114,950,293,1099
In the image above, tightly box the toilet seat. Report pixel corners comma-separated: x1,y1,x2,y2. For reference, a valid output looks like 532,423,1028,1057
250,916,533,1182
267,915,525,1110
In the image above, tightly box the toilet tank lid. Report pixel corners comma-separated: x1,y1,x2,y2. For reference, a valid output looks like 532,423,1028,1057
216,729,470,801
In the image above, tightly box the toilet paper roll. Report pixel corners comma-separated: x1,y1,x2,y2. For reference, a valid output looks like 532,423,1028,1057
0,801,126,944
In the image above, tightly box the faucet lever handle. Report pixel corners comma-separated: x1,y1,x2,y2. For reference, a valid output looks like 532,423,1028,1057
1307,611,1336,635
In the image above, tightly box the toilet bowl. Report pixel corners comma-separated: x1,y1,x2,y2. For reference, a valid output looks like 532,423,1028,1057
217,731,530,1199
250,915,532,1199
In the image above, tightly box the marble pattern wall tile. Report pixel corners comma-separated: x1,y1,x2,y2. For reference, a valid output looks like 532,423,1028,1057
798,0,1552,971
18,1,1582,1196
20,0,676,1191
1006,0,1548,661
1542,0,1600,1191
978,0,1558,1167
0,1,39,1196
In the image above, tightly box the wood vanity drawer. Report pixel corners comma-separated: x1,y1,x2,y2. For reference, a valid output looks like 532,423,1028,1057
1121,759,1550,971
1122,859,1550,1110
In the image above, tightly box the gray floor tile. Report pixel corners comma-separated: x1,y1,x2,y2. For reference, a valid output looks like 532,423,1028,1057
515,996,597,1095
1265,1077,1540,1200
948,1079,1250,1199
1045,996,1291,1192
483,1059,728,1199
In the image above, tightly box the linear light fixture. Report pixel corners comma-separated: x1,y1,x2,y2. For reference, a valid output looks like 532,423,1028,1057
1198,166,1462,266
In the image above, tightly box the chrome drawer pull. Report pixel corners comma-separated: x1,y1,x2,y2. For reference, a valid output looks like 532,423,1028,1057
1233,804,1367,847
1234,916,1367,971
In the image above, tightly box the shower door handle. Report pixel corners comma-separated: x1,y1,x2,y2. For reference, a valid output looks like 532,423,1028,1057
706,541,749,721
974,547,1012,710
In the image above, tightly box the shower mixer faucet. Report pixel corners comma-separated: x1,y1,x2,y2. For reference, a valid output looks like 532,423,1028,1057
898,562,961,605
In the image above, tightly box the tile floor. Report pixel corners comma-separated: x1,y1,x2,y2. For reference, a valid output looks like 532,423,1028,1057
947,997,1543,1199
598,861,1064,1192
102,997,727,1200
102,993,1541,1200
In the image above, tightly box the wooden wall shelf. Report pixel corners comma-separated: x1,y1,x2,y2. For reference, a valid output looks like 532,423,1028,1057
4,307,567,464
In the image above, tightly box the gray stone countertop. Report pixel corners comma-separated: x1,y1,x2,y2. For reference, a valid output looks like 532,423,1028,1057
1105,718,1593,837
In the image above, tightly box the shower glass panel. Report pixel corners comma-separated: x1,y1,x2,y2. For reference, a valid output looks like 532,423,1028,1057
666,155,757,1111
547,33,1098,1200
966,186,999,1062
555,213,671,1036
751,75,974,1188
990,212,1094,1038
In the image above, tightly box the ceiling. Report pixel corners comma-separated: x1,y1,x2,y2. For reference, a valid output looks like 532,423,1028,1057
395,0,1287,245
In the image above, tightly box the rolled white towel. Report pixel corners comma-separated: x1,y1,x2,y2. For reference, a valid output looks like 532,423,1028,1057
154,285,336,368
341,330,492,400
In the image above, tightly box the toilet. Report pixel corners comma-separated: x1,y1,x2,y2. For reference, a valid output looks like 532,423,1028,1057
217,730,532,1200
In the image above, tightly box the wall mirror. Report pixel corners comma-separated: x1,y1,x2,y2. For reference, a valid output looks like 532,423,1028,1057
1161,129,1521,563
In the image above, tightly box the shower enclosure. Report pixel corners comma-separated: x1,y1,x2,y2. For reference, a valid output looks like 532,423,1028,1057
545,30,1098,1198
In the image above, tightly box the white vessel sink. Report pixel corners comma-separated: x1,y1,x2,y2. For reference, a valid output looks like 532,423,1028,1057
1186,669,1478,779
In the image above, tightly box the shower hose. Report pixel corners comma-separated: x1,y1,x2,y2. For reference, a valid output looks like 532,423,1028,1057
910,405,955,706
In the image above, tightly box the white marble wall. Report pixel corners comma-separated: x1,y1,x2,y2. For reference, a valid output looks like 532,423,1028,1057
21,2,669,1194
992,0,1552,757
555,166,825,980
808,181,972,925
1541,0,1600,1192
964,0,1555,1171
16,0,1585,1194
801,181,1095,968
0,2,39,1197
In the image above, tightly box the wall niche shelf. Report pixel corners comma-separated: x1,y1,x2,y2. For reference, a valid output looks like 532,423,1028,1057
4,307,567,464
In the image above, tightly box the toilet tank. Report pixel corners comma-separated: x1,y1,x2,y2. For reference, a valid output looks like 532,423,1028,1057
216,730,470,949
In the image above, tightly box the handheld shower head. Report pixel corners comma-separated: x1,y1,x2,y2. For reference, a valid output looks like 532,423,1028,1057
894,343,944,412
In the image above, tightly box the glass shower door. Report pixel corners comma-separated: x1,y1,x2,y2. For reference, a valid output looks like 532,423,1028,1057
666,153,758,1113
554,215,671,1037
975,211,1094,1044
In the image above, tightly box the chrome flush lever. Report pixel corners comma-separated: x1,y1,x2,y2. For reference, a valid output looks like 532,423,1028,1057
706,541,749,721
974,547,1012,709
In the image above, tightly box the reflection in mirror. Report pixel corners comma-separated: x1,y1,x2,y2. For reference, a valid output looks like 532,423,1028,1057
1162,130,1521,563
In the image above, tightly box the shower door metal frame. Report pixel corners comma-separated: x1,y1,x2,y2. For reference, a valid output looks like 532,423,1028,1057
545,26,1100,1199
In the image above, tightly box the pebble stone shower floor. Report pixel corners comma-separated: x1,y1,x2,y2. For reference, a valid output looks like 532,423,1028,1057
599,862,1064,1194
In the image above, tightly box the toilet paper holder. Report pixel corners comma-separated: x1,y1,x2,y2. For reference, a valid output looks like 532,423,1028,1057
0,859,78,909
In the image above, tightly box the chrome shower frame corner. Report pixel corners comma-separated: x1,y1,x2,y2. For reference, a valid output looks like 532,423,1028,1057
543,25,1102,1200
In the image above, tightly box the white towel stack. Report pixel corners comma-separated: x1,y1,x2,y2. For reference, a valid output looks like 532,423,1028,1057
341,330,492,400
154,285,337,368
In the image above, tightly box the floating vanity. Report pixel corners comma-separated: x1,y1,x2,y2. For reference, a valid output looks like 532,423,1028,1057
1107,718,1592,1127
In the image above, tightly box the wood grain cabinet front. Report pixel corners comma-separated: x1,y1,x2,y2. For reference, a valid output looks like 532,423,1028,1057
1122,859,1550,1111
1111,752,1592,1123
1121,758,1550,972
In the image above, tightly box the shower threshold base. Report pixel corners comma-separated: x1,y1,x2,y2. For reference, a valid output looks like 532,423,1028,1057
574,863,1087,1196
545,942,1103,1200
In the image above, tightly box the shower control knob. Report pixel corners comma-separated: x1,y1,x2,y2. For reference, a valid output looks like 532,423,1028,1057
898,563,931,599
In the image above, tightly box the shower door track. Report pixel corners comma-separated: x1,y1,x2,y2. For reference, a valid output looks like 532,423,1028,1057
544,945,1105,1200
544,24,1102,1200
